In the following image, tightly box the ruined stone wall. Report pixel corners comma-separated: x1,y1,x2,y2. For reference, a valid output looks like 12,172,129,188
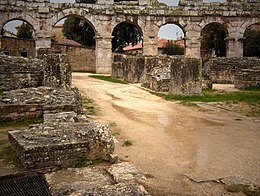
1,37,36,59
234,66,260,89
0,54,43,91
205,57,260,84
52,44,96,73
113,54,202,95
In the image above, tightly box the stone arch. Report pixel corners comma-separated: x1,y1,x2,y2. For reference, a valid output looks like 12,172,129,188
111,21,143,52
49,9,98,35
243,22,260,57
0,15,37,34
200,22,228,58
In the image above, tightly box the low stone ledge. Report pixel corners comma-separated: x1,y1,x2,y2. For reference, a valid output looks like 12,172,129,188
234,66,260,89
8,119,114,170
0,86,83,121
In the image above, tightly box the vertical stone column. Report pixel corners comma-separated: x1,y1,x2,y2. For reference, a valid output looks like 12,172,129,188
143,23,159,56
226,37,244,58
95,36,113,74
0,35,3,53
185,31,201,58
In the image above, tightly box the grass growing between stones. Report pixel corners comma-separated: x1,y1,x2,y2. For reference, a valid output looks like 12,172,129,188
151,88,260,117
0,90,3,96
89,75,128,84
0,117,43,167
82,96,97,116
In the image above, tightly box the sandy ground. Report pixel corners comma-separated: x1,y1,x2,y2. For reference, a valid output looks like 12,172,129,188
72,73,260,196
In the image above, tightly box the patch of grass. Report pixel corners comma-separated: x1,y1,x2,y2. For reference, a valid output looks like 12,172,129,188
0,117,43,128
109,122,121,136
74,157,103,168
82,96,97,115
0,89,3,96
150,89,260,104
89,75,128,84
122,140,133,147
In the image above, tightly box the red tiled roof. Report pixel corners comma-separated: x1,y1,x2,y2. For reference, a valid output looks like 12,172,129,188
123,38,185,51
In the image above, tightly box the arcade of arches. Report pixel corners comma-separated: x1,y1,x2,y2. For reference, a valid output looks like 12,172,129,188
0,0,259,73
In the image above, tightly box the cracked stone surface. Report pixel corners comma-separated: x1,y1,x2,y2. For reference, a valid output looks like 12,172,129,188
45,162,150,196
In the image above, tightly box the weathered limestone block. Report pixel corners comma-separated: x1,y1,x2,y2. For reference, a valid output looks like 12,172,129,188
45,162,150,195
142,56,172,92
0,87,83,121
112,54,145,83
0,54,44,91
169,58,202,96
8,116,114,169
234,66,260,89
42,53,72,90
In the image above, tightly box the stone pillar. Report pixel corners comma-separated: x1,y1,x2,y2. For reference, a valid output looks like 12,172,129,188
185,30,201,58
226,37,244,58
143,24,159,56
95,36,113,74
0,35,3,54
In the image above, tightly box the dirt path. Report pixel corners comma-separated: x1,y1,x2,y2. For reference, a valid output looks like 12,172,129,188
72,73,260,196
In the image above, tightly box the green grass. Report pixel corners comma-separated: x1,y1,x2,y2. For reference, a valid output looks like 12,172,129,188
150,88,260,105
109,122,121,136
0,117,43,128
89,75,128,84
122,140,133,147
82,96,97,115
0,117,43,167
0,89,3,96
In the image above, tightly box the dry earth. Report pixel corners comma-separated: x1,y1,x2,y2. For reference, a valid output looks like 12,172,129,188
73,72,260,196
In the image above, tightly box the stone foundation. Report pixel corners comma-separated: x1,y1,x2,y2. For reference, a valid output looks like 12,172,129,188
0,87,83,121
113,54,202,95
8,112,114,170
234,66,260,89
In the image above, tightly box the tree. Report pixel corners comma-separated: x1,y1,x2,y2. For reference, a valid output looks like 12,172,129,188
16,22,33,39
62,17,95,47
162,42,184,55
201,23,227,57
112,22,142,52
244,29,260,57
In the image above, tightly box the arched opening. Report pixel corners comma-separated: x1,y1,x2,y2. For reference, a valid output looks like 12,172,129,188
200,22,228,58
112,22,143,53
158,23,185,56
243,23,260,57
1,19,35,58
51,15,96,72
52,15,95,48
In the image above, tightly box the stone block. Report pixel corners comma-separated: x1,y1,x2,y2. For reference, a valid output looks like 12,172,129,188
169,57,202,96
8,118,115,170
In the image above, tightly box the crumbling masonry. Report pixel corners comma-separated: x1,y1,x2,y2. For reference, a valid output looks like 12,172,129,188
0,0,259,73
